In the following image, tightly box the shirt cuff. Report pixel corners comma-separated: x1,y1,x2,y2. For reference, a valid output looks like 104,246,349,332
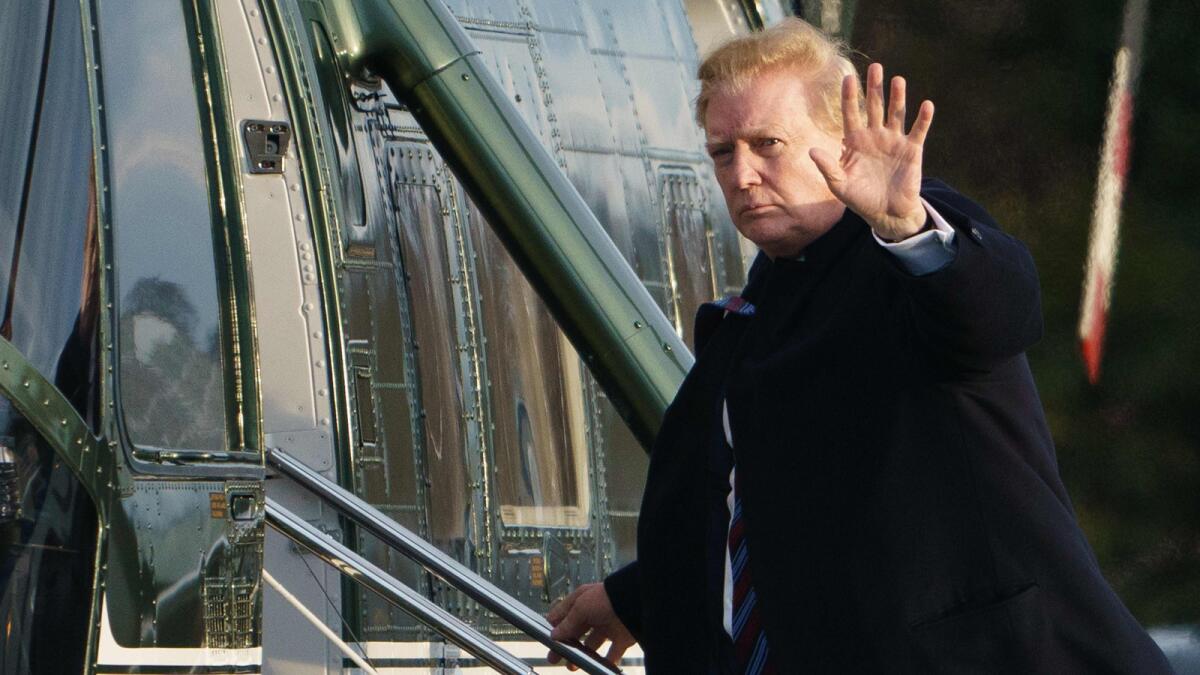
872,198,958,276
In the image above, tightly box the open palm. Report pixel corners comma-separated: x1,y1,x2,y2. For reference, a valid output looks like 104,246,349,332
810,63,934,241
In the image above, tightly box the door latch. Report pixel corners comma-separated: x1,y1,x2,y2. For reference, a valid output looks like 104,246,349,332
242,119,292,174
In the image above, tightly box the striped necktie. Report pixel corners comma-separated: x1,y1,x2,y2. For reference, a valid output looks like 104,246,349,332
729,470,776,675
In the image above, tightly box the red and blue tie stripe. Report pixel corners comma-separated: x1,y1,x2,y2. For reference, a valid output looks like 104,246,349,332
729,474,776,675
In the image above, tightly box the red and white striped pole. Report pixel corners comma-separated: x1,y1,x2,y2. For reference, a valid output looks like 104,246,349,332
1078,0,1150,384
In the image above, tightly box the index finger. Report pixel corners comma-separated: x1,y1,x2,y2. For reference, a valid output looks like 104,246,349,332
550,601,590,642
907,99,935,145
548,591,576,625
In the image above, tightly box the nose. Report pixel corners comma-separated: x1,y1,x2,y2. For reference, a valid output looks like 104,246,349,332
728,147,761,190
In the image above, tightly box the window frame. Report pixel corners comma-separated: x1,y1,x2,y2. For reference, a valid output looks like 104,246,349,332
91,0,263,475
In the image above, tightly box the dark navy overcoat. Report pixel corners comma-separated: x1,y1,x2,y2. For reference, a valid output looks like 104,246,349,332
605,180,1172,674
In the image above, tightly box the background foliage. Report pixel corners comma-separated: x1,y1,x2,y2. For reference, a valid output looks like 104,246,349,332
851,0,1200,624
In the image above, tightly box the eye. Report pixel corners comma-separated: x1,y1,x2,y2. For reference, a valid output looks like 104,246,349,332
707,147,733,166
755,138,783,152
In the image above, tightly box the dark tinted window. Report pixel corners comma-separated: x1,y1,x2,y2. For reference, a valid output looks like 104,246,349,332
0,3,51,312
0,0,101,429
99,0,227,451
0,2,98,664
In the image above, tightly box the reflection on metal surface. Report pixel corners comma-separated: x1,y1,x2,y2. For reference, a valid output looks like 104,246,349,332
308,19,367,231
96,476,265,651
265,497,536,675
0,397,96,674
351,0,697,456
473,212,591,528
99,0,227,453
661,168,719,347
289,6,439,636
387,147,475,553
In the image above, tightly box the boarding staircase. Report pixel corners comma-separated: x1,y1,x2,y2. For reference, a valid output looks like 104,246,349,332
265,448,619,674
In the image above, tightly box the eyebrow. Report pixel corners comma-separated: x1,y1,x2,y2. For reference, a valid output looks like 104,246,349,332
704,126,782,148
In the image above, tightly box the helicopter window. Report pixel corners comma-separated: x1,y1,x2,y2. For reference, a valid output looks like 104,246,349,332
469,213,592,529
388,172,473,552
0,2,99,667
99,0,228,453
661,168,720,347
0,0,101,431
0,3,51,312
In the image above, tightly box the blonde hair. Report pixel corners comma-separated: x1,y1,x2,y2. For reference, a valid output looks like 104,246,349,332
695,18,858,135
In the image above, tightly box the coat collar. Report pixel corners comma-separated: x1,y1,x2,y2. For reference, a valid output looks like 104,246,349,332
743,209,871,303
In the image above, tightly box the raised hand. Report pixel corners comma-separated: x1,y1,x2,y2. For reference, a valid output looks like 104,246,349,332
809,63,934,242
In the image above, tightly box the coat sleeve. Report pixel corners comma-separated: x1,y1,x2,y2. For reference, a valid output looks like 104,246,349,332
603,560,645,640
886,179,1044,369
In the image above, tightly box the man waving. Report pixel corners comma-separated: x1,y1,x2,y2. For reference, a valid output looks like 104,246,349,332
550,18,1170,674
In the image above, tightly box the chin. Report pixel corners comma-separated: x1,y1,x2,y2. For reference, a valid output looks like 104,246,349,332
751,237,805,260
738,220,804,257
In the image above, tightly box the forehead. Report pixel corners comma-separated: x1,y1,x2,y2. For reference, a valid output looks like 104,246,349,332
703,68,815,140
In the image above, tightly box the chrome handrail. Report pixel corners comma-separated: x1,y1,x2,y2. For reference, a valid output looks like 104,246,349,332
266,498,533,675
267,447,620,675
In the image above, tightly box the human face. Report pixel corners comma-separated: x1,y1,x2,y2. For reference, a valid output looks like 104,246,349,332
704,68,846,258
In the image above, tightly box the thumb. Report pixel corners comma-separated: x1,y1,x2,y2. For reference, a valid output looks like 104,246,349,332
808,147,845,190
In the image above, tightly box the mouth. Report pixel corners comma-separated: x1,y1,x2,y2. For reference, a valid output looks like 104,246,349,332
739,203,778,216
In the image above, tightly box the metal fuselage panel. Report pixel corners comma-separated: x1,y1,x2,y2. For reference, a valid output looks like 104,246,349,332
253,0,744,671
